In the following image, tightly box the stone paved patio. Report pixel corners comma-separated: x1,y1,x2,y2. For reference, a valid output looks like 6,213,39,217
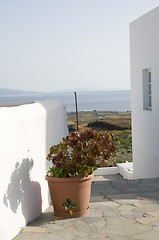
13,175,159,240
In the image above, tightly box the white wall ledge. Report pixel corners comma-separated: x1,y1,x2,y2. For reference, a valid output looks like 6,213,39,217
94,162,133,180
0,99,68,240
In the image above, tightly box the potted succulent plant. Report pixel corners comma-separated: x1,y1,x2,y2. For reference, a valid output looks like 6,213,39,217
45,129,115,218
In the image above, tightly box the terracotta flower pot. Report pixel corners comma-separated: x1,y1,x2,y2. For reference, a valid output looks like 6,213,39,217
45,173,94,218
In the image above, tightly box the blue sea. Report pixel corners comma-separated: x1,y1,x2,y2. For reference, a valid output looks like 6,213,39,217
0,90,131,112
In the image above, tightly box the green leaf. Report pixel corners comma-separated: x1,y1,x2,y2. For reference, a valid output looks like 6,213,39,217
62,203,68,211
66,199,71,205
70,203,78,208
54,173,59,178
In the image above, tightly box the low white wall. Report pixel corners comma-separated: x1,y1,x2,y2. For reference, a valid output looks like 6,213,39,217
130,6,159,179
0,99,68,240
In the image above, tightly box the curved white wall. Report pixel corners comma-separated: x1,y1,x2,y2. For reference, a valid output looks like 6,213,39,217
0,99,68,240
130,6,159,179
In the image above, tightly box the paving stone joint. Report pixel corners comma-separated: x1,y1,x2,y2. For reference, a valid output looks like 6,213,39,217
13,175,159,240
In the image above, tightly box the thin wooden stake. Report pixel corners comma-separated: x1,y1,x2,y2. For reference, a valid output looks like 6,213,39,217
74,92,79,131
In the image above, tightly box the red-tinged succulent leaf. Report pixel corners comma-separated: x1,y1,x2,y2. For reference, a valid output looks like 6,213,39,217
47,129,115,177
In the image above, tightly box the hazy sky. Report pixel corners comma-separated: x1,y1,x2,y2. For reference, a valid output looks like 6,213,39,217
0,0,158,92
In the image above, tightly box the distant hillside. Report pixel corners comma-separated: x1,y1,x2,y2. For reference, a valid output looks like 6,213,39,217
0,88,43,96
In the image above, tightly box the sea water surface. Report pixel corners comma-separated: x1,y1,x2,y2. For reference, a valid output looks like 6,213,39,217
0,90,131,112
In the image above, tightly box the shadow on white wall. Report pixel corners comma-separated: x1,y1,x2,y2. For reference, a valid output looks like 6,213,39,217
3,158,42,224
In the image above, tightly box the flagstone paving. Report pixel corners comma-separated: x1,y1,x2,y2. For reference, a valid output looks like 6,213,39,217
13,175,159,240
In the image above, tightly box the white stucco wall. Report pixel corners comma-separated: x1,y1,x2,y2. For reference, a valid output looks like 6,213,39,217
0,99,68,240
130,6,159,179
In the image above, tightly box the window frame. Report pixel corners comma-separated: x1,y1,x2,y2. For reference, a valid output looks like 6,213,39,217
143,68,152,111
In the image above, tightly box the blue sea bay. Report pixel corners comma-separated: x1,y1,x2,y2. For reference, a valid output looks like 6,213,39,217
0,90,131,112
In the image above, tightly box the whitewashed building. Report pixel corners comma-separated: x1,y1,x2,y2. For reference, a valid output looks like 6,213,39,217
130,6,159,179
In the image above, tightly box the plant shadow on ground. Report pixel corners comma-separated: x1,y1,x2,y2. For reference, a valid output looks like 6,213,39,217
28,205,77,227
